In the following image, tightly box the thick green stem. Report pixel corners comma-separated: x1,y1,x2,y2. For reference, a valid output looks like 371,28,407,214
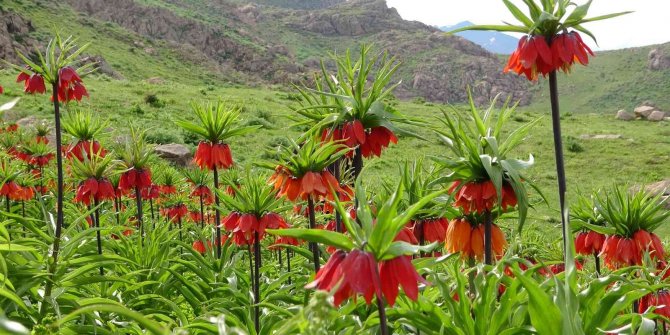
484,211,493,265
307,196,320,272
213,167,222,258
135,186,144,246
549,71,568,256
41,78,64,317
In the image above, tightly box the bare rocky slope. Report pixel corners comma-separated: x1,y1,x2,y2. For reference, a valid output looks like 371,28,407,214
4,0,531,104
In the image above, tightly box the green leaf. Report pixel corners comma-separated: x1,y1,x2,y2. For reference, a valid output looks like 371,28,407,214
447,24,529,34
564,0,592,25
503,0,535,27
512,268,562,335
266,228,354,251
382,241,438,260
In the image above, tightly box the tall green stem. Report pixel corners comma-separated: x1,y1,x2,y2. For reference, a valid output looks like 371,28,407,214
307,196,320,272
213,166,222,258
41,79,64,317
484,210,493,265
549,71,568,255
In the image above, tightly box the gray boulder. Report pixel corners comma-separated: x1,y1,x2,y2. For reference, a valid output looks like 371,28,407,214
155,143,192,166
648,110,666,122
634,105,656,119
615,110,634,121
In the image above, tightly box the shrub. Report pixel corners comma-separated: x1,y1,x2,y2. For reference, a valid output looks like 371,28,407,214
145,131,179,144
565,136,584,153
144,94,165,108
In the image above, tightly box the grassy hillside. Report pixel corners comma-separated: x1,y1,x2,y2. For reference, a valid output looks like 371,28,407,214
1,0,668,247
529,43,670,113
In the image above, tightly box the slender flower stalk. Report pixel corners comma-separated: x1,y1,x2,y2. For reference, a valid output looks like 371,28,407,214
11,33,92,316
176,101,258,258
452,0,630,259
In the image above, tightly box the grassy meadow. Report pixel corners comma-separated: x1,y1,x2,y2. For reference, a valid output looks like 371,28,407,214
2,69,668,257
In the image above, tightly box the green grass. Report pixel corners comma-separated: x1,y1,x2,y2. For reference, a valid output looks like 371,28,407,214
3,69,668,245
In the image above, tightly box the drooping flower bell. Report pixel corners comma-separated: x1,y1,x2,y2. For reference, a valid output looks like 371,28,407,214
639,291,670,318
73,177,115,206
223,211,287,245
449,180,517,214
574,230,606,256
194,141,233,170
505,32,594,81
271,167,343,202
410,218,449,243
16,71,46,94
190,185,213,205
0,85,3,94
119,168,152,191
165,203,188,222
0,181,22,200
321,121,398,158
306,249,381,307
445,218,507,260
55,66,89,102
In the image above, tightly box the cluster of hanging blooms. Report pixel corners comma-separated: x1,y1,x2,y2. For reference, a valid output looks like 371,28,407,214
449,180,517,214
223,212,288,245
445,218,507,260
410,218,448,243
194,142,233,170
74,178,115,206
119,168,152,192
270,166,343,202
574,230,606,256
639,291,670,318
306,227,426,307
504,32,594,81
600,230,665,269
55,67,89,102
320,120,398,158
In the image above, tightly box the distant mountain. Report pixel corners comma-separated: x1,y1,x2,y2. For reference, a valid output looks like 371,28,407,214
440,21,519,54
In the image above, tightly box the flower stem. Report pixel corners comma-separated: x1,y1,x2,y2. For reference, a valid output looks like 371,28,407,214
213,166,222,259
114,196,120,226
376,296,389,335
484,210,493,265
135,186,144,246
149,198,155,229
41,79,64,317
594,252,601,275
286,248,291,285
329,159,343,233
307,195,320,272
548,71,568,256
199,194,205,229
94,199,104,276
253,231,261,333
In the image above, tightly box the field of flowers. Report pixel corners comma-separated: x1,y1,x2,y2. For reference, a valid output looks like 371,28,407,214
0,1,669,334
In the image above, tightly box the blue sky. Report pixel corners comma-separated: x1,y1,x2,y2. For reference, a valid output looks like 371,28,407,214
386,0,669,50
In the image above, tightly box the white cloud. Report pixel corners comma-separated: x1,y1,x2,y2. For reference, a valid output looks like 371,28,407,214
386,0,670,50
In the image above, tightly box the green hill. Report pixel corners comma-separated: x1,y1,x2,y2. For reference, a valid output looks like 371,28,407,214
0,0,669,237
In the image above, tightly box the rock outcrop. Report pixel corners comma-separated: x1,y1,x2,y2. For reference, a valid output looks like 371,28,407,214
649,48,670,71
0,10,38,66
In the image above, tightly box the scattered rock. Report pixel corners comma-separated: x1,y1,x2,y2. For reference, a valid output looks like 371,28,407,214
634,105,656,119
615,110,634,121
146,77,165,85
649,48,670,71
579,134,623,140
648,110,666,122
155,143,192,166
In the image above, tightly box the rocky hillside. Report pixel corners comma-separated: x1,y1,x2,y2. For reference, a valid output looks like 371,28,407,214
1,0,533,105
